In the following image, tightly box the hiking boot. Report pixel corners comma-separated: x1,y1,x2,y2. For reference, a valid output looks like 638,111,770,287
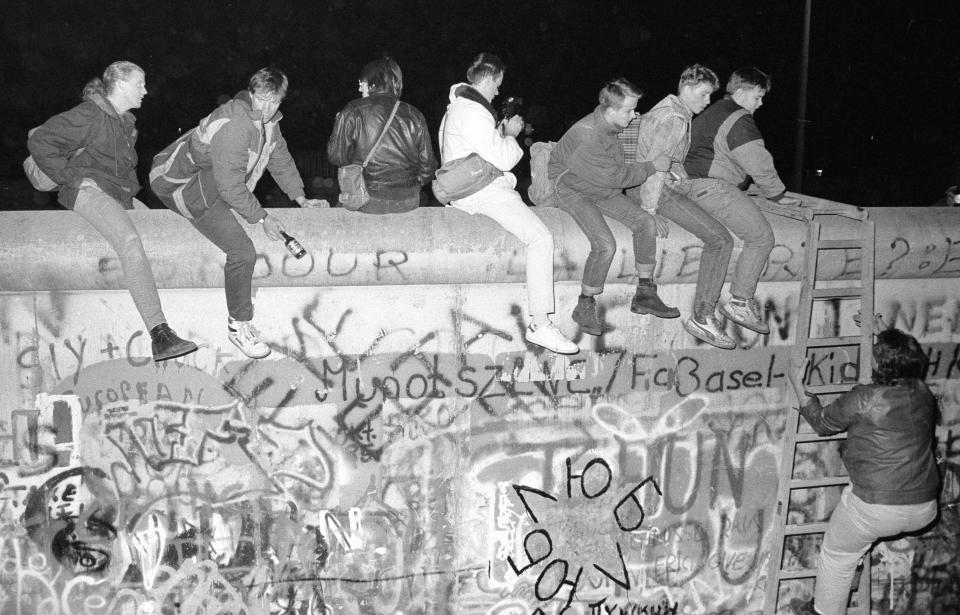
150,323,199,362
720,297,769,334
683,315,736,350
631,282,680,319
525,322,579,355
228,317,271,359
572,295,611,336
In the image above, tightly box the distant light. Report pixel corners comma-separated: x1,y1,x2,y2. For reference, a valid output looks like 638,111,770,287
815,169,823,176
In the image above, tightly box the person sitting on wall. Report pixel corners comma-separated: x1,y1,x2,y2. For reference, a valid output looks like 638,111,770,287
789,328,940,615
28,60,197,362
438,52,578,354
327,56,437,214
150,67,328,359
683,67,801,338
620,64,738,350
548,78,675,337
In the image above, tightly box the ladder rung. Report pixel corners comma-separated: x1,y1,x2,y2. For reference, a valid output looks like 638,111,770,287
812,287,863,299
816,239,862,250
804,335,864,348
776,568,818,580
797,431,848,443
785,522,831,535
804,382,858,395
791,476,849,489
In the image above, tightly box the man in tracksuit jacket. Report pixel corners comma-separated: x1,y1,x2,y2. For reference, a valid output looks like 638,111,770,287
549,78,673,337
683,67,800,338
150,67,326,359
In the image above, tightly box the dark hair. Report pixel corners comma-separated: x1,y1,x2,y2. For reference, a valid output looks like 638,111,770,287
598,78,643,110
872,328,928,385
248,67,289,100
466,53,505,84
360,56,403,97
82,60,144,100
679,64,719,91
726,67,772,95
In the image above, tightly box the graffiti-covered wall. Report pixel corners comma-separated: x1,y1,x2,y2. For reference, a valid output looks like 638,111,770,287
0,206,958,615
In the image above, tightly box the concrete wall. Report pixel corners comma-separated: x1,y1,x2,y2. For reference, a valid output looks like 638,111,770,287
0,205,958,615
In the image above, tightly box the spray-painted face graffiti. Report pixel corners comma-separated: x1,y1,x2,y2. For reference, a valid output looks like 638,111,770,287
21,467,125,578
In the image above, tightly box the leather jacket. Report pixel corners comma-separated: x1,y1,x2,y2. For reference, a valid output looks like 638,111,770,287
800,379,940,505
327,93,437,200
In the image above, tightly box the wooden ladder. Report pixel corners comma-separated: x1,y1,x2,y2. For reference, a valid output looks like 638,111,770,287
761,198,876,614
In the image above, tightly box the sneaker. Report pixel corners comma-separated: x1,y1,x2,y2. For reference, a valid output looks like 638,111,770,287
631,282,680,319
150,323,199,362
720,297,770,334
228,318,271,359
525,322,579,355
572,295,611,336
683,315,736,350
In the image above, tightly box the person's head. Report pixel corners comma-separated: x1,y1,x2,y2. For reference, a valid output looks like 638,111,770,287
466,53,506,102
677,64,719,115
872,328,928,385
359,56,403,98
599,78,643,129
88,60,146,113
727,67,771,114
248,67,289,119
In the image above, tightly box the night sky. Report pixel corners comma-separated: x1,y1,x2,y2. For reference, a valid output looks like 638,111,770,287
2,0,959,207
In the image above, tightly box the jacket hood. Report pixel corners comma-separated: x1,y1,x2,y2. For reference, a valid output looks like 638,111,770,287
82,91,133,125
448,83,497,121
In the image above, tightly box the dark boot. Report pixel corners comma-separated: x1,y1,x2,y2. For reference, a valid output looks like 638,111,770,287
572,295,611,336
631,281,680,319
150,323,199,362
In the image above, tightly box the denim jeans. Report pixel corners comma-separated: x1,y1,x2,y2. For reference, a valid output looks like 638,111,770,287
74,179,166,331
814,486,937,615
451,174,555,316
556,186,657,295
189,199,258,322
656,186,733,318
683,178,774,299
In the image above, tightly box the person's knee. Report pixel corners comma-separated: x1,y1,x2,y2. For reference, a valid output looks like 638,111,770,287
227,236,257,270
116,230,148,262
591,233,616,262
704,226,734,253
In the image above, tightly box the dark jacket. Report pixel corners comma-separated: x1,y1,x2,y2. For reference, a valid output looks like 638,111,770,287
28,92,140,210
548,106,656,200
799,379,940,505
149,91,304,223
327,93,436,201
684,97,787,201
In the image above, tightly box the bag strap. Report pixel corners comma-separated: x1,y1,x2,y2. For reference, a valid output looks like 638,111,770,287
362,100,401,168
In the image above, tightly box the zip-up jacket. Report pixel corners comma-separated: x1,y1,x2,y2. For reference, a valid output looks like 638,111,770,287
149,90,304,223
549,106,656,200
800,379,940,505
327,93,436,201
684,97,787,201
619,94,691,211
28,92,140,210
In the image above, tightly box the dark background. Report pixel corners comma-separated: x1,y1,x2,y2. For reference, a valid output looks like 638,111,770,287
2,0,959,208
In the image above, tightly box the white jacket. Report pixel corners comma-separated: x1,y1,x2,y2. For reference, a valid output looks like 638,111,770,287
438,83,522,172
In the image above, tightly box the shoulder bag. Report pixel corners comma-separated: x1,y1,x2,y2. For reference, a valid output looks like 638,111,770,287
431,120,502,205
337,100,400,211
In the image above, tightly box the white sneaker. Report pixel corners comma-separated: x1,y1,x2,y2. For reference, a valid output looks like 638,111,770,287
525,322,579,355
228,318,271,359
720,297,770,334
684,315,737,350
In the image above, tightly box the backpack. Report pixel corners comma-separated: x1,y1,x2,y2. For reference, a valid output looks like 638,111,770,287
23,128,61,191
527,140,563,207
23,118,98,191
